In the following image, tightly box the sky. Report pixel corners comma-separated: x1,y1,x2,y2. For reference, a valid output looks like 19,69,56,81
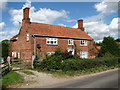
0,0,119,42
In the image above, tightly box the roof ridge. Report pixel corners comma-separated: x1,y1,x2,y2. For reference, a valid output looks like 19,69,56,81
30,22,79,31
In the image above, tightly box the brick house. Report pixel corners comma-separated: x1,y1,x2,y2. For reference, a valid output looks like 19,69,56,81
9,7,99,60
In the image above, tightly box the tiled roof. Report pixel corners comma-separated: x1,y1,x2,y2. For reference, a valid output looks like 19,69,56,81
29,22,92,40
10,34,18,40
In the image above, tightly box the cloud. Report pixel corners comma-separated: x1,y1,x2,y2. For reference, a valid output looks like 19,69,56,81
58,24,66,27
30,8,69,24
9,0,69,28
84,0,119,23
0,27,19,41
0,22,5,30
72,18,118,42
109,17,119,31
95,1,118,15
77,0,119,42
0,0,7,11
66,19,76,22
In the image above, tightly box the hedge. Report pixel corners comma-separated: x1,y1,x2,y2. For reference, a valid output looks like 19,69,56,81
34,57,119,71
61,57,120,71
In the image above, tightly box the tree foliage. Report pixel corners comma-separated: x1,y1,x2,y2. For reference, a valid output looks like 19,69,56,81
1,39,10,59
94,41,102,46
98,36,120,57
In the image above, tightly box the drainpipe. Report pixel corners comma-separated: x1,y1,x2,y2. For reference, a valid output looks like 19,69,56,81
34,37,36,56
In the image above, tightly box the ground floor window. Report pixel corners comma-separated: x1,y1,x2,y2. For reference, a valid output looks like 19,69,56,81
67,48,74,55
80,52,88,58
47,52,55,56
18,52,20,58
12,51,17,58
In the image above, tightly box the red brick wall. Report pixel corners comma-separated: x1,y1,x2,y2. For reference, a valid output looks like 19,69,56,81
10,33,99,60
10,24,34,60
9,40,18,58
17,24,33,59
35,37,98,58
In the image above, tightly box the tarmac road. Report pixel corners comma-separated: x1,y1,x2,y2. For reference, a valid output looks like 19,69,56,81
43,69,119,88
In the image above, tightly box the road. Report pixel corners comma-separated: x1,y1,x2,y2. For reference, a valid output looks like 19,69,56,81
43,69,119,88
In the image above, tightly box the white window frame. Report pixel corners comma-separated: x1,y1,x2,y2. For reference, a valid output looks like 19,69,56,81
67,48,74,55
27,33,29,41
14,52,17,57
12,52,17,58
46,38,58,45
80,40,87,46
68,39,73,45
80,52,88,59
12,52,14,57
18,52,20,58
47,52,55,56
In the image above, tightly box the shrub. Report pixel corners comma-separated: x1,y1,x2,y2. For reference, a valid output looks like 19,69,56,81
33,47,120,71
34,47,75,71
61,57,119,71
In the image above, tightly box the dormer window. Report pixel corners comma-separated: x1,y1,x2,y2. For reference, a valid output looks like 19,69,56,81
68,39,73,45
27,33,29,41
80,40,87,46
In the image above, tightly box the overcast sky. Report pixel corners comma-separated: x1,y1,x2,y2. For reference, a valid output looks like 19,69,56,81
0,0,119,42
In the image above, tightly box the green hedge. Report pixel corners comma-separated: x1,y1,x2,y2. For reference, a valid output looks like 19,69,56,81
33,47,120,71
34,57,119,71
61,57,119,71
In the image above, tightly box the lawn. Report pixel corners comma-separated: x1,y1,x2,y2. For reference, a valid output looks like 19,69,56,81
2,71,24,88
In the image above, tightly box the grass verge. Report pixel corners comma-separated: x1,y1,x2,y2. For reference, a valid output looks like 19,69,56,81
33,65,119,78
19,70,34,75
2,71,24,88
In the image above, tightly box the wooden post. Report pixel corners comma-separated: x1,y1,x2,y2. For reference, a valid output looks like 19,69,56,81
32,55,35,69
7,56,11,71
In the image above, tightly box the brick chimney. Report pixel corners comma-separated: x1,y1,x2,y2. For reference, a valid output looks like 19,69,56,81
78,19,84,31
22,7,30,26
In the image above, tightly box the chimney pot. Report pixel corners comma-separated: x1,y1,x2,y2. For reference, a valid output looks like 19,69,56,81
78,19,84,31
22,7,30,25
23,7,30,19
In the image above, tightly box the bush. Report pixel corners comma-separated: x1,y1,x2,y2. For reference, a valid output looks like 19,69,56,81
33,47,119,71
61,57,119,71
34,47,75,71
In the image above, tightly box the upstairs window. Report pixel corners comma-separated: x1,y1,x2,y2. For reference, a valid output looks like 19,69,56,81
46,38,58,45
68,39,73,45
27,33,29,41
80,40,87,46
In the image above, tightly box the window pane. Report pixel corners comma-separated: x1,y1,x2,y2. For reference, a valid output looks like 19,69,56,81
47,41,49,44
51,41,53,44
46,38,57,45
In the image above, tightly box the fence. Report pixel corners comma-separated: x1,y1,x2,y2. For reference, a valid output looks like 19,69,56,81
1,62,11,76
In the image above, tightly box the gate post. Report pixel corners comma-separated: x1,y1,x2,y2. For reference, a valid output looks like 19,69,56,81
32,55,35,69
7,56,11,71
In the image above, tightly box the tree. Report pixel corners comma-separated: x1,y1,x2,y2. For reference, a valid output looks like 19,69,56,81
115,38,120,42
98,36,120,57
94,41,102,46
1,39,10,59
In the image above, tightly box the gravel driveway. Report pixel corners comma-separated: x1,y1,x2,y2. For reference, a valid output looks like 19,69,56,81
11,69,72,88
